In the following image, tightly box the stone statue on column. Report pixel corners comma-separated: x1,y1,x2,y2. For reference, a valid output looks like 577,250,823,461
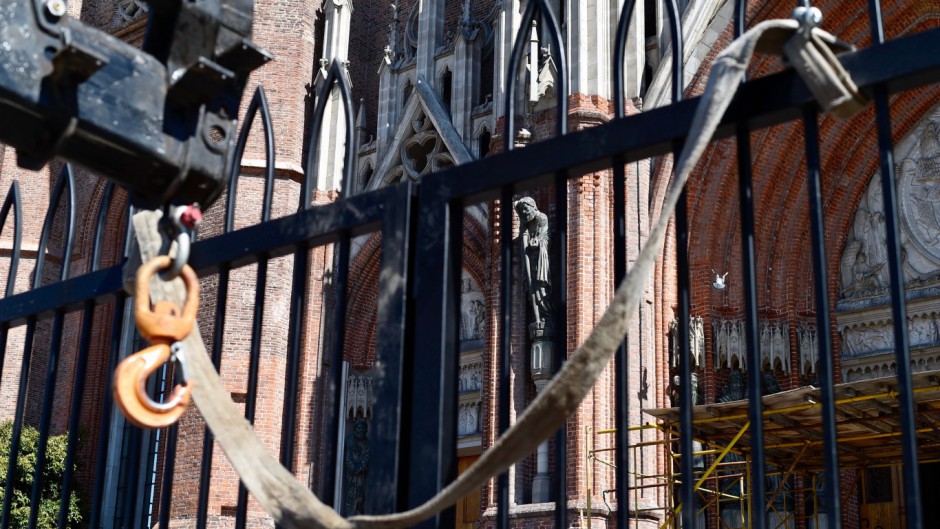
515,196,554,502
515,197,553,327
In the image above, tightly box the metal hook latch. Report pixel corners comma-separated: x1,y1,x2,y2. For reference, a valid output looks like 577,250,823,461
113,255,200,428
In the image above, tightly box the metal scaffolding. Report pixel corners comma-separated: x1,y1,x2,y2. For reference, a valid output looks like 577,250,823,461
584,372,940,529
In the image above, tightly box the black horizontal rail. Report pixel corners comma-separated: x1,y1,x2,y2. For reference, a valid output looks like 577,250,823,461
422,26,940,204
0,185,397,326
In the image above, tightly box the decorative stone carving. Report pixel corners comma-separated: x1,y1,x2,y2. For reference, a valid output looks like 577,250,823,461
116,0,147,24
390,110,456,180
460,274,486,341
759,322,790,373
841,109,940,300
458,359,483,393
713,319,746,370
840,314,940,357
713,319,792,372
842,348,940,382
797,323,818,376
345,372,373,419
900,118,940,264
670,317,705,369
457,401,481,436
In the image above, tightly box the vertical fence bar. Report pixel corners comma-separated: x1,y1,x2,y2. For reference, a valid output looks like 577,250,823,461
365,182,416,514
546,3,569,522
866,3,922,527
0,182,22,520
801,105,842,527
500,2,536,526
613,2,639,526
497,185,512,529
225,86,279,529
407,177,459,529
21,165,76,529
868,4,924,529
0,180,22,390
295,60,357,507
730,4,767,529
89,271,131,527
654,0,695,527
57,181,116,528
197,85,275,526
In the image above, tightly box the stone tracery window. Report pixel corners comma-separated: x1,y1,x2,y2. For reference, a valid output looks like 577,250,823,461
393,109,455,180
116,0,148,25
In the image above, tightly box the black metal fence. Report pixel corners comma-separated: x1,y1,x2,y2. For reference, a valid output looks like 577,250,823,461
0,0,937,527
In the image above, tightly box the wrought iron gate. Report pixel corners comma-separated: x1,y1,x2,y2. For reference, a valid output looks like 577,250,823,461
0,0,938,528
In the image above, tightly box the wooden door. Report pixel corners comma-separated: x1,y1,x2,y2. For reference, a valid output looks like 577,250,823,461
859,466,902,529
457,455,481,529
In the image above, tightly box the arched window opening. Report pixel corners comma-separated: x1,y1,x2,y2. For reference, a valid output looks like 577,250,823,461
477,129,491,159
478,48,494,107
402,79,414,109
441,69,453,115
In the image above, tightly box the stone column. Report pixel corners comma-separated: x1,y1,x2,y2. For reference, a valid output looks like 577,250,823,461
530,323,554,502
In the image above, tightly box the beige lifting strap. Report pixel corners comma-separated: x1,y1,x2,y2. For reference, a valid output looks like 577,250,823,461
127,14,864,529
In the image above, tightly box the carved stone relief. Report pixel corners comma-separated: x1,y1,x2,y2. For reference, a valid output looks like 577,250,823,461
457,351,483,442
458,359,483,393
840,314,940,357
460,272,486,342
457,401,482,436
841,108,940,301
900,117,940,265
670,317,705,369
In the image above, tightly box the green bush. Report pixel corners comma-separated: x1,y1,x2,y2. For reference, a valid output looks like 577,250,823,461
0,421,84,529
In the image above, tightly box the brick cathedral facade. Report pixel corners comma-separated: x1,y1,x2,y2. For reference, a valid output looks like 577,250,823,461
0,0,937,528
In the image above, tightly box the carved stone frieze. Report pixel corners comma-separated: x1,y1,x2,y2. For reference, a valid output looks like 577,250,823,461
457,351,483,443
458,358,483,393
712,319,791,372
839,314,940,357
842,348,940,382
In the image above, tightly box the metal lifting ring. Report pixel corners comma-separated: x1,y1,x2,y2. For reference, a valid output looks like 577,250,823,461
158,204,201,280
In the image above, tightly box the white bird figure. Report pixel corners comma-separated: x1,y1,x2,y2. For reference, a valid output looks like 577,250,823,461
712,269,728,290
